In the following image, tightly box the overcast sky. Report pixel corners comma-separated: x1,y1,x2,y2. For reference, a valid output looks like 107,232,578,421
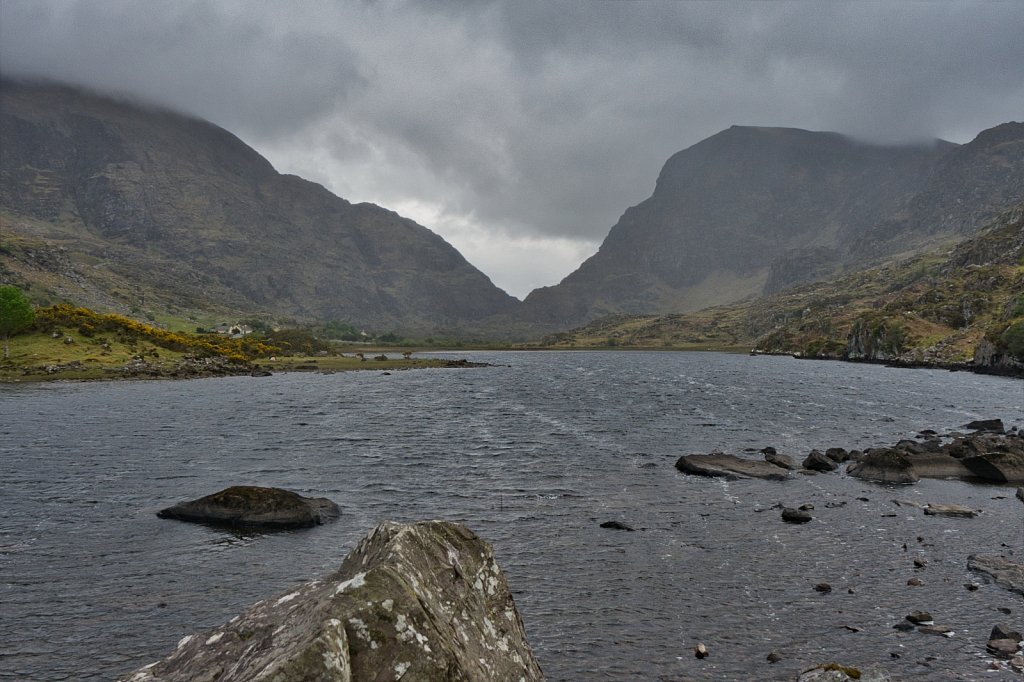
2,1,1023,298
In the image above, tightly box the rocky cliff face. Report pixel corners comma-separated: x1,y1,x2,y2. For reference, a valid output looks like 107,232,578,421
119,520,543,682
0,81,519,334
520,122,1023,330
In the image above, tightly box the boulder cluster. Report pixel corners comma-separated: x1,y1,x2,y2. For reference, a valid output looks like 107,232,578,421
674,418,1023,486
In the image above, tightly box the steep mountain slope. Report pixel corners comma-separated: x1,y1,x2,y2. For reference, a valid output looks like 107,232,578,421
520,123,1023,330
0,81,518,334
540,204,1024,375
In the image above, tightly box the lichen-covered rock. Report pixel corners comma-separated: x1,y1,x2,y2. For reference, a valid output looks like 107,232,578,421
118,520,543,682
675,453,790,480
847,449,919,484
157,486,340,529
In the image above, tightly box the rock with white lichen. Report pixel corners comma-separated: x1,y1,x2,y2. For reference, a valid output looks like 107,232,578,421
117,520,544,681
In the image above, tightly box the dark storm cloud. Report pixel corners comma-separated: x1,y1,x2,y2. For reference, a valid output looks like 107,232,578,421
2,1,1023,296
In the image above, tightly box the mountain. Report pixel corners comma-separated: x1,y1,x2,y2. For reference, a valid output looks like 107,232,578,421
0,80,518,334
537,203,1024,375
520,123,1023,329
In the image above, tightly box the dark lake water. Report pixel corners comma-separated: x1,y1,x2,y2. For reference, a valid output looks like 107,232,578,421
2,351,1022,681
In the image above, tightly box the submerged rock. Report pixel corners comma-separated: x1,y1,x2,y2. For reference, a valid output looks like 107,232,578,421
968,555,1024,596
675,453,790,480
599,520,635,531
798,663,892,681
156,486,340,530
118,520,543,682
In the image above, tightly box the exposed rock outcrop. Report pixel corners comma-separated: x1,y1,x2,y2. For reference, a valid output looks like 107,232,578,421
847,449,919,484
961,452,1024,484
802,450,838,473
675,453,790,480
156,486,340,530
119,520,543,681
968,555,1024,596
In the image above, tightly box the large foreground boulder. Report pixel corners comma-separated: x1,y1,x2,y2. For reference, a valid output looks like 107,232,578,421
675,453,790,480
119,521,544,681
157,486,340,529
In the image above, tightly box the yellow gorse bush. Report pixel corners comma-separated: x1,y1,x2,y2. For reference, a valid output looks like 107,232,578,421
35,304,278,362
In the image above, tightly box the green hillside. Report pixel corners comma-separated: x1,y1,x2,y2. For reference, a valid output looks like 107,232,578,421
536,204,1024,375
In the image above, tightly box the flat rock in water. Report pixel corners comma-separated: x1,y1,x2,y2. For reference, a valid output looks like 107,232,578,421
781,507,812,524
117,520,543,682
675,453,790,480
847,449,919,484
798,663,892,681
923,503,978,518
962,418,1005,433
157,486,340,530
968,555,1024,596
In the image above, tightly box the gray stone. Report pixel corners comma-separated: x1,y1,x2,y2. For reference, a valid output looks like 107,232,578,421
764,451,796,470
988,638,1021,658
991,624,1023,643
782,507,812,524
675,453,790,480
599,520,635,531
825,447,851,463
923,503,978,518
847,449,919,484
968,555,1024,596
157,486,339,530
803,450,838,472
798,663,892,681
118,520,543,682
963,418,1005,433
905,452,975,479
961,451,1024,483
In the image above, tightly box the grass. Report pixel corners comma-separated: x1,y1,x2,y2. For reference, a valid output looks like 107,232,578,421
0,305,476,383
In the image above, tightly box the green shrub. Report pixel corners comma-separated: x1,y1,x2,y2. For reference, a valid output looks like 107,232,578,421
1001,320,1024,360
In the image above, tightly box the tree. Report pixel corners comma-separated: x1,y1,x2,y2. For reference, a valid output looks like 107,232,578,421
0,285,35,360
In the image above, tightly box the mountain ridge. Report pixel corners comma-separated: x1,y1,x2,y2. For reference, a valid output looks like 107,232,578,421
0,79,519,335
518,122,1022,330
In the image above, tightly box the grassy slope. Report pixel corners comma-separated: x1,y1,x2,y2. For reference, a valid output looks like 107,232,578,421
533,206,1024,370
0,305,463,382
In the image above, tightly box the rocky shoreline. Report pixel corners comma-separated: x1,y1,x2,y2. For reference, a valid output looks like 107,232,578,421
676,419,1023,485
7,355,492,382
672,418,1024,678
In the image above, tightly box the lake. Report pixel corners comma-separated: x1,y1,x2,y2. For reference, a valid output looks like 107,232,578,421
1,351,1022,680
